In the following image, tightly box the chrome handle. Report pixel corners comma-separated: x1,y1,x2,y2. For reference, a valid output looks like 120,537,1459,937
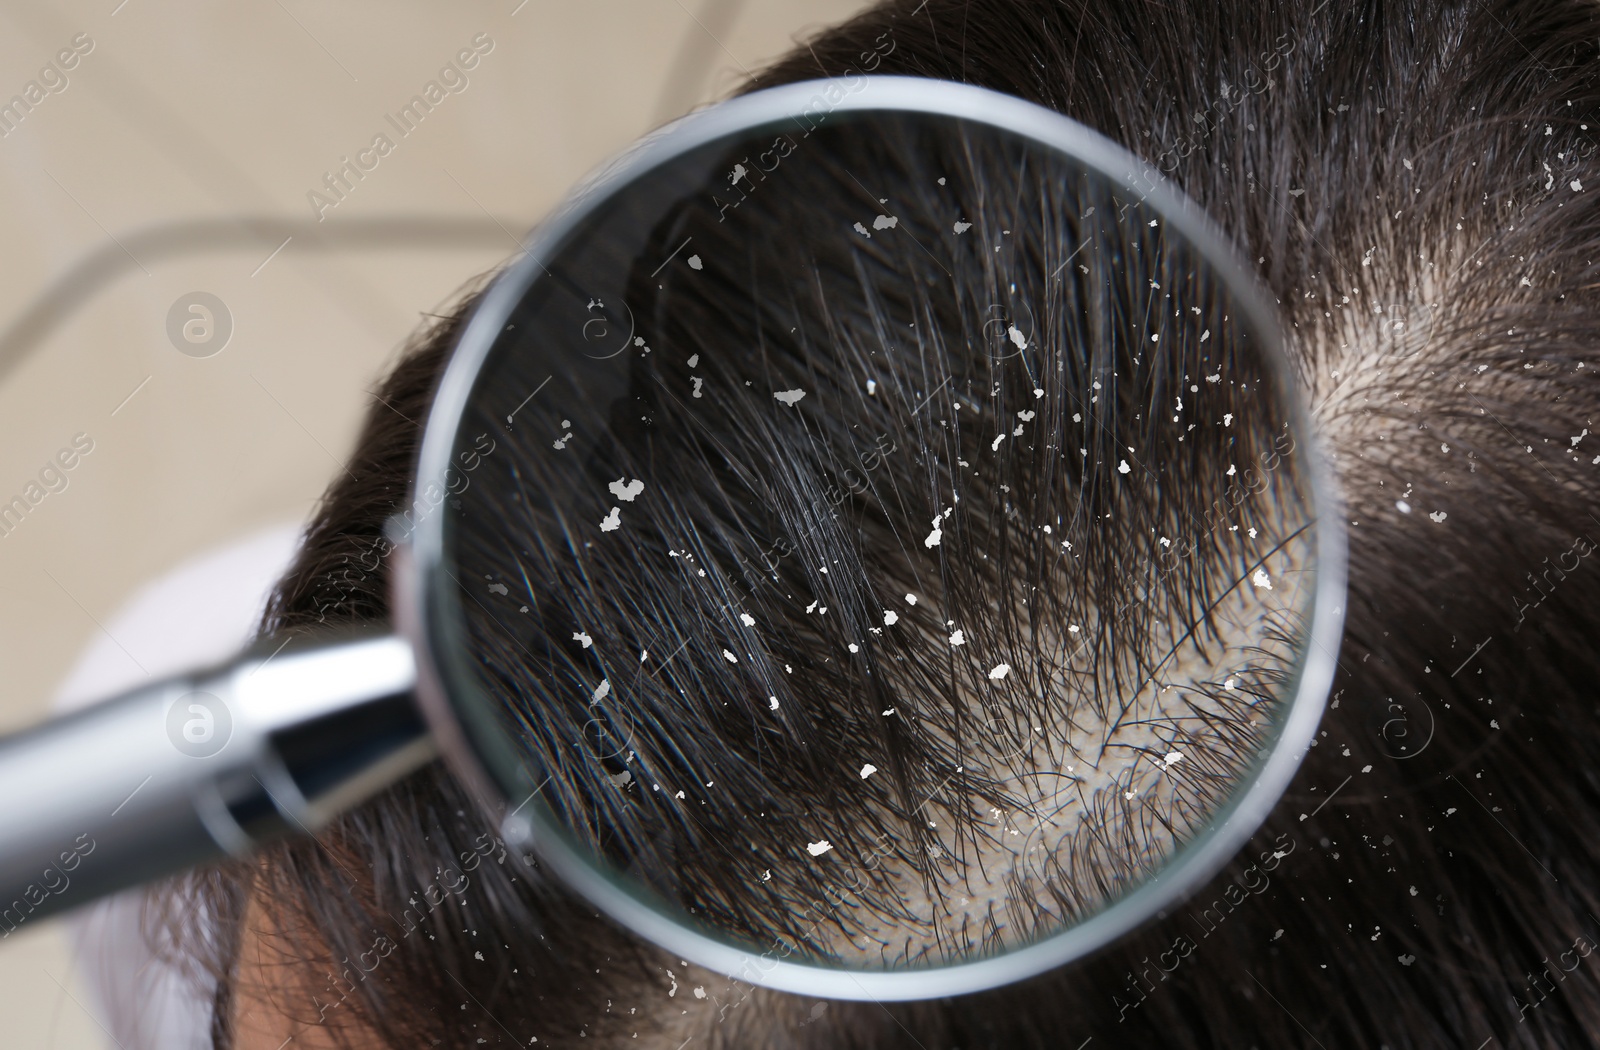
0,631,432,934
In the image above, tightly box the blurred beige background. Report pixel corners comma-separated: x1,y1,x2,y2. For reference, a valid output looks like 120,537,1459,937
0,1,868,1044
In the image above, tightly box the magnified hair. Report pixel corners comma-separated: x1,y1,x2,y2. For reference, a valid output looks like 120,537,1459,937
447,112,1318,965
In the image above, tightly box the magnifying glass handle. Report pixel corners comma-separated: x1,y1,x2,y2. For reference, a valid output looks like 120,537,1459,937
0,632,434,932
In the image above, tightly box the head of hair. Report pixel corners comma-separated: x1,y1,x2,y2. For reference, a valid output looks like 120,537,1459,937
169,1,1600,1046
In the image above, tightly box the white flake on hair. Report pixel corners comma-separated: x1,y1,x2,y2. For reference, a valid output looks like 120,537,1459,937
853,222,872,237
883,610,899,626
806,840,833,857
953,220,972,234
573,631,593,648
599,507,621,532
949,629,965,646
873,214,899,230
722,649,739,663
774,388,807,406
687,254,702,270
590,678,610,705
1007,324,1028,349
859,764,878,779
1251,569,1273,590
609,477,644,501
988,663,1010,680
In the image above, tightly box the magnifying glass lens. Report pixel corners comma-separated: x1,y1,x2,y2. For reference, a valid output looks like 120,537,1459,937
428,103,1322,973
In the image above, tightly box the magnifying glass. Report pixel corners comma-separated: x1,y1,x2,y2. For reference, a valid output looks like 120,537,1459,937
0,77,1344,1000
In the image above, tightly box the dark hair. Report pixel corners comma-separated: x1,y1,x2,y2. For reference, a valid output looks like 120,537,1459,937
179,0,1600,1046
444,98,1310,968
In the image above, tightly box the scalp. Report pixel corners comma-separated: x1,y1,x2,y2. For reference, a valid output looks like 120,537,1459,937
190,2,1600,1047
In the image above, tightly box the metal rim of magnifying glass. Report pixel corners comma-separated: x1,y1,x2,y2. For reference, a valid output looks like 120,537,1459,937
398,75,1349,1002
